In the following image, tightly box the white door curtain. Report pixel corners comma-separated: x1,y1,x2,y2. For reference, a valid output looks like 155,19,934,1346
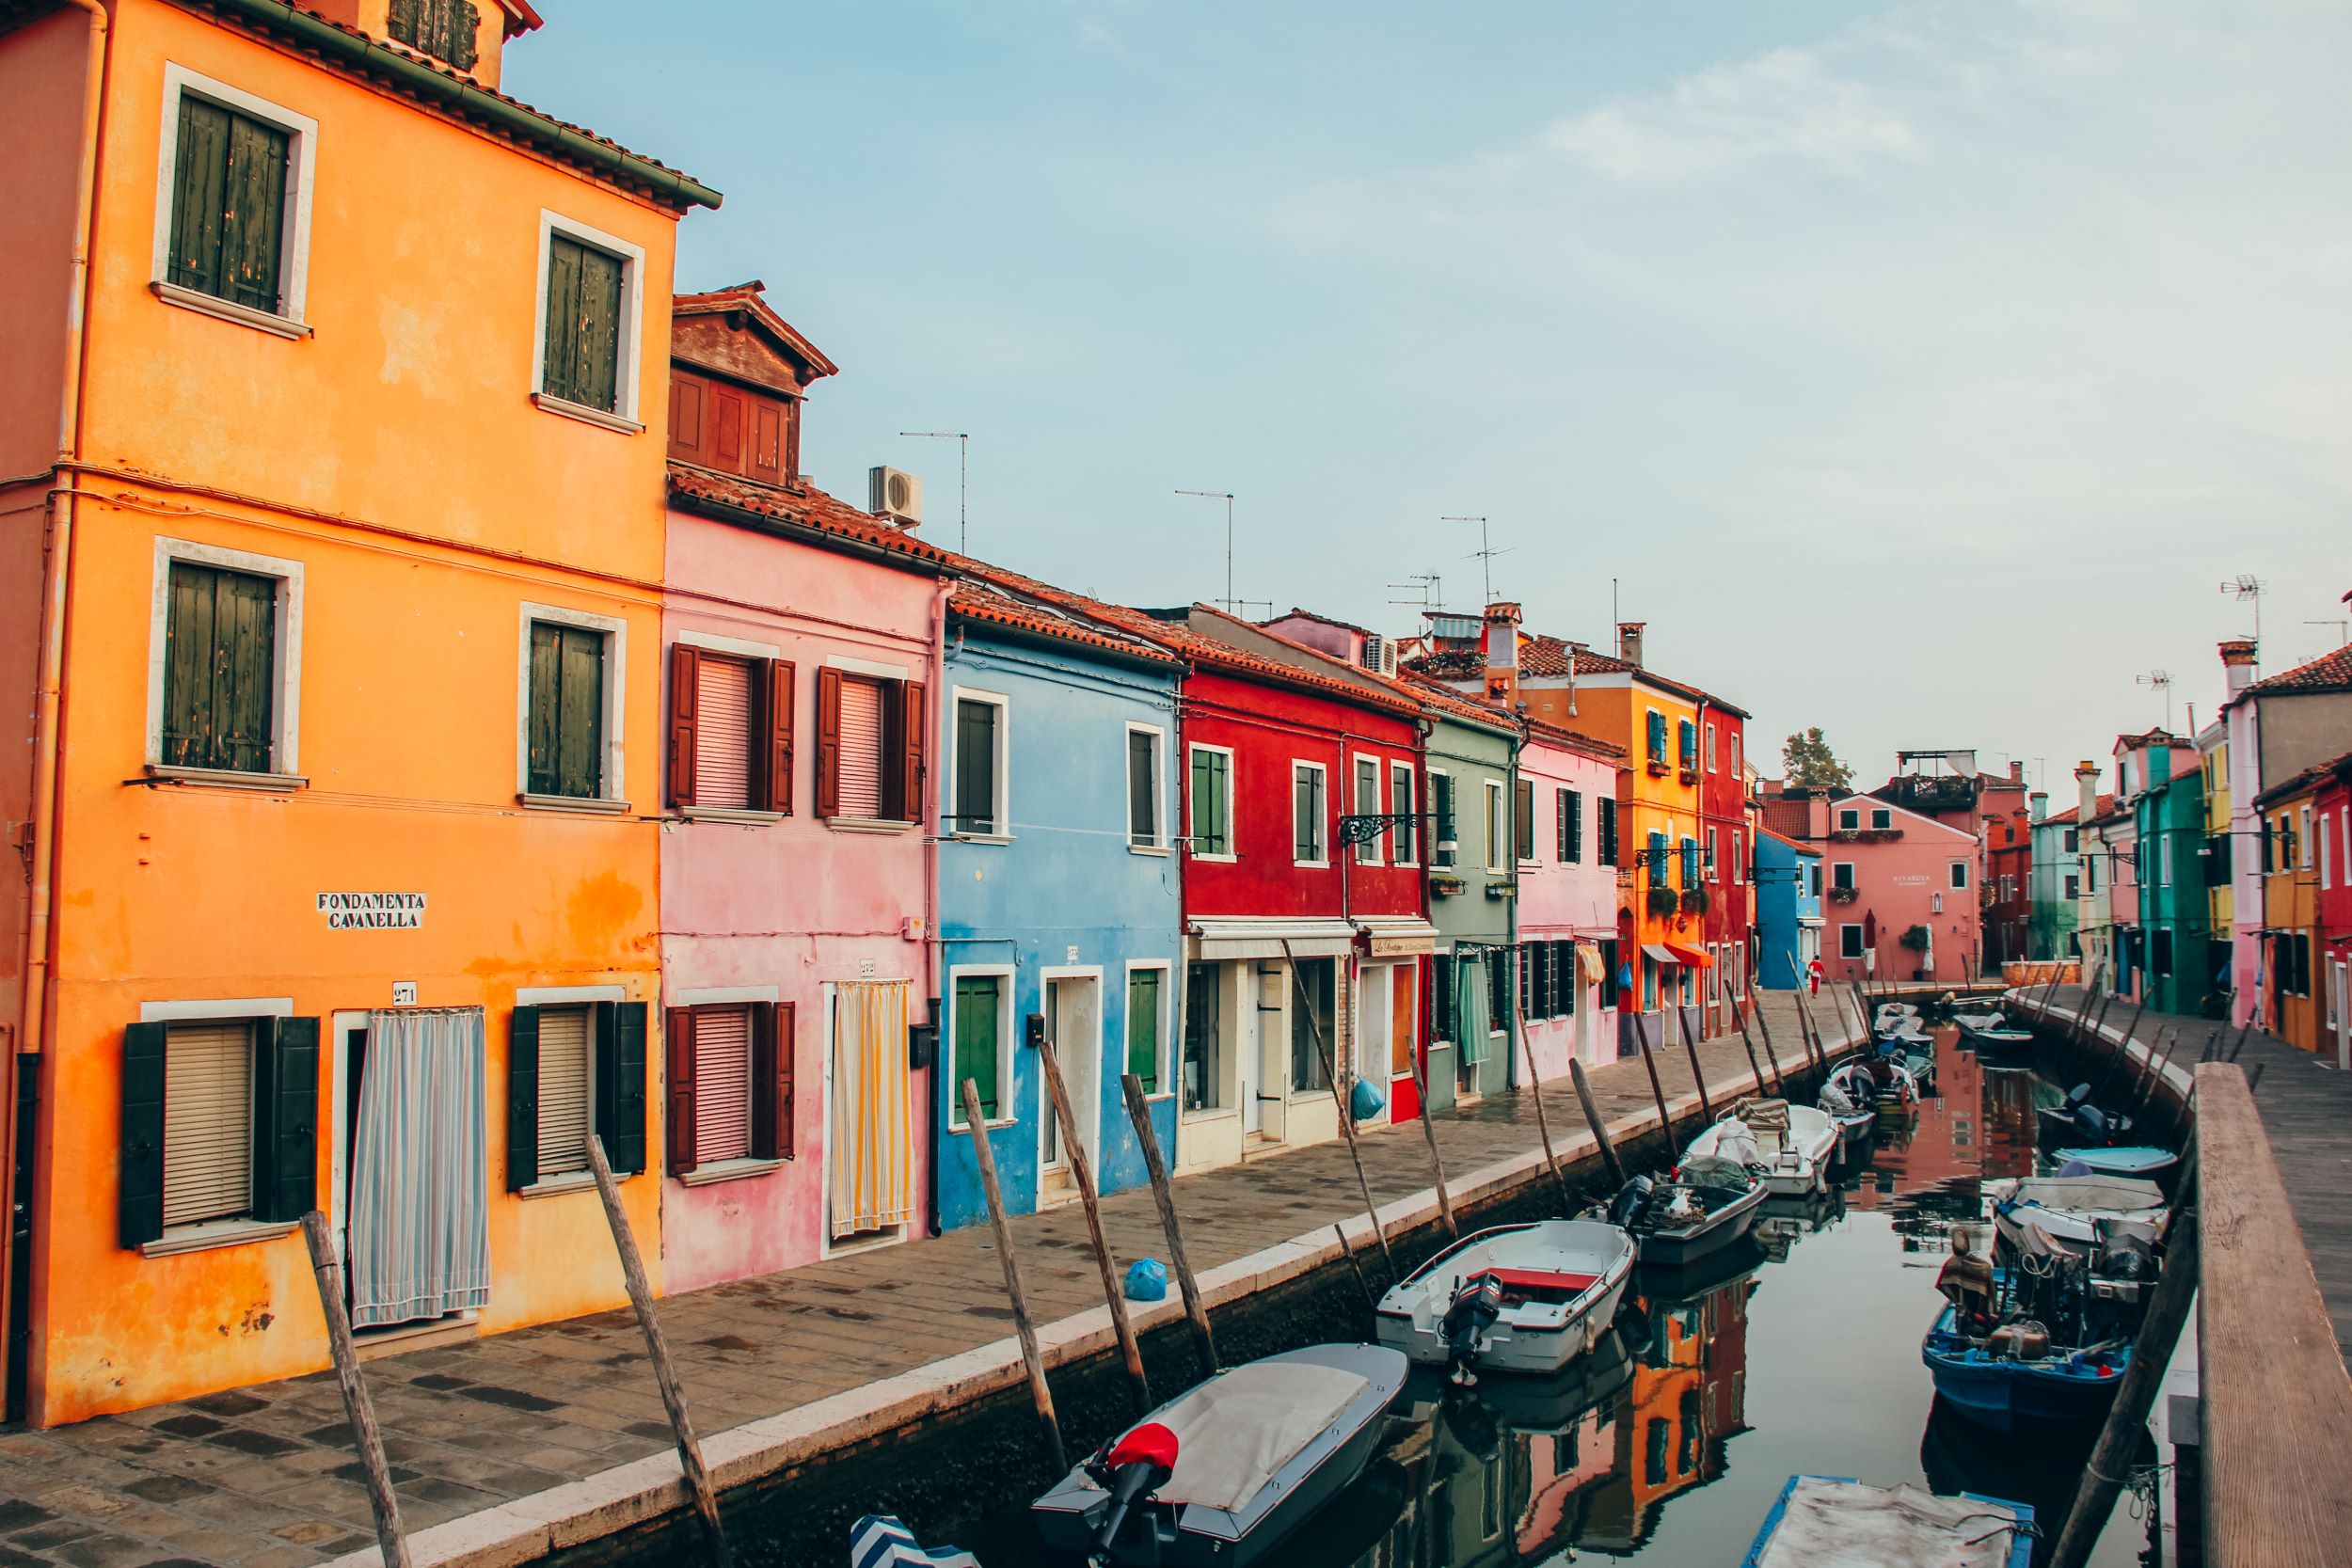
348,1006,492,1329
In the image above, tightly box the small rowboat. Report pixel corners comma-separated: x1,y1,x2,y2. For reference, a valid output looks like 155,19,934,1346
1030,1343,1407,1567
1684,1100,1840,1196
2051,1145,2180,1186
1740,1475,2035,1568
1375,1219,1634,1379
1607,1156,1769,1268
1959,1018,2038,1053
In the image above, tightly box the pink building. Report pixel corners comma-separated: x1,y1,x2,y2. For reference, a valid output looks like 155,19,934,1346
1817,794,1982,986
1517,720,1627,1073
658,288,947,1290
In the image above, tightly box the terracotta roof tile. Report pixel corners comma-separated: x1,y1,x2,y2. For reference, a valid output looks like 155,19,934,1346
2252,747,2352,809
667,466,950,566
673,283,838,380
1105,606,1426,717
1519,714,1629,762
943,572,1181,668
2234,643,2352,704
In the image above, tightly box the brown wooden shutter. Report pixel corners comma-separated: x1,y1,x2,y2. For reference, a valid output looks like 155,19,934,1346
750,397,786,485
887,680,927,825
668,643,699,807
712,384,744,470
753,1001,794,1160
667,369,707,466
665,1007,697,1177
815,666,844,818
765,659,796,815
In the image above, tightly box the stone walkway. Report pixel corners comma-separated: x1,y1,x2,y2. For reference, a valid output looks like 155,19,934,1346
0,992,1861,1568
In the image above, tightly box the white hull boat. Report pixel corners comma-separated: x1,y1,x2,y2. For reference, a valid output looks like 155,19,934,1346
1375,1219,1635,1379
1684,1100,1839,1196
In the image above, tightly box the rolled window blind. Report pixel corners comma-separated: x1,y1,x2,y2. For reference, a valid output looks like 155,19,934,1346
536,1006,593,1178
692,1006,753,1164
164,1021,253,1227
693,655,754,809
838,677,883,817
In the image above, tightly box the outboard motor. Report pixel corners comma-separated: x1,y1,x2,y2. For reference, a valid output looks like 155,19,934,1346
1610,1175,1655,1230
1440,1273,1504,1386
1091,1422,1179,1556
2074,1102,2109,1145
2065,1083,2093,1112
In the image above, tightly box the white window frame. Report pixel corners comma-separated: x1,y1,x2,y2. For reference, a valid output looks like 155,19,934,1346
1429,767,1454,866
531,209,648,430
1126,721,1169,853
1704,721,1717,772
1186,741,1236,862
945,965,1017,1132
1124,959,1175,1101
147,537,306,780
2160,833,2173,887
151,64,320,335
1838,807,1860,831
946,686,1011,843
516,601,628,808
1292,760,1329,869
1350,751,1385,866
1390,761,1418,868
1730,734,1740,776
1950,860,1970,890
1485,779,1507,874
1705,826,1720,882
1831,861,1855,892
1870,807,1893,831
1840,924,1866,959
1732,830,1742,884
2300,804,2315,869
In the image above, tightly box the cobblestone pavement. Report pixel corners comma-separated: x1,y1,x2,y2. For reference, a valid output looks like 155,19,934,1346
0,992,1861,1567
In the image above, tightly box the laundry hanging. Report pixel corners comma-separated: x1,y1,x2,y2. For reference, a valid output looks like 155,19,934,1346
348,1007,491,1330
832,980,913,1238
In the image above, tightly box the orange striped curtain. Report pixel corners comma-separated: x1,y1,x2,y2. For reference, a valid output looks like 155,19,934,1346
832,980,913,1237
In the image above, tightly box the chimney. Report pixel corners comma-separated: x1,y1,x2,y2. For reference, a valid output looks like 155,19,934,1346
1482,602,1521,704
2218,638,2258,697
2029,790,2048,823
2075,759,2098,826
2009,760,2024,784
1617,621,1645,668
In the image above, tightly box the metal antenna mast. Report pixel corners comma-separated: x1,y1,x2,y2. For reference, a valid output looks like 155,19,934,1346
2218,575,2266,663
1388,574,1442,614
1177,490,1240,613
1444,516,1507,603
899,432,968,553
2137,669,2176,731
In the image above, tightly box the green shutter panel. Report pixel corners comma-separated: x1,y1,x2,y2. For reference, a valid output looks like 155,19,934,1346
559,626,604,799
254,1016,319,1223
120,1023,169,1248
596,1002,648,1177
526,622,560,795
218,569,276,773
167,96,230,297
506,1006,541,1191
576,245,624,413
220,112,288,312
542,236,582,404
161,563,215,768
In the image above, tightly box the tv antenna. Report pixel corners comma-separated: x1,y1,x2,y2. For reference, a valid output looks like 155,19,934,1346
2137,669,2175,730
1444,516,1512,604
1175,490,1264,616
898,431,968,553
2218,574,2265,657
1388,574,1443,614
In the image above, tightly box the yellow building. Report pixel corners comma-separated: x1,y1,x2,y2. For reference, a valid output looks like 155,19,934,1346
2198,718,2233,985
2254,768,2323,1052
0,0,716,1423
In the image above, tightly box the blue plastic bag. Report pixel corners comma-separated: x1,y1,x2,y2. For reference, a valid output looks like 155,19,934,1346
1124,1258,1168,1302
1350,1076,1387,1121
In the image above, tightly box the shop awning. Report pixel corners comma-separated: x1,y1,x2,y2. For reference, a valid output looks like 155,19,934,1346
1353,916,1439,958
1641,943,1678,964
1665,942,1714,969
1189,918,1357,960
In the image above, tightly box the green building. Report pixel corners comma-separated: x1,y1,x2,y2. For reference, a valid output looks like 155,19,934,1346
2028,806,2082,960
2135,751,2215,1015
1422,705,1522,1109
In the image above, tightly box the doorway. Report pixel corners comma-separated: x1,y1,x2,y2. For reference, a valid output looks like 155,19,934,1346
338,1008,490,1337
1040,973,1100,1205
828,980,913,1247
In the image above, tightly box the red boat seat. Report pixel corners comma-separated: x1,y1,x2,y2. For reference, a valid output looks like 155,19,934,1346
1472,1267,1601,1307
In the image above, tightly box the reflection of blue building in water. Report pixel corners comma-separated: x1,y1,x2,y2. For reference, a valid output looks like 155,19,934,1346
1754,828,1823,990
931,573,1184,1230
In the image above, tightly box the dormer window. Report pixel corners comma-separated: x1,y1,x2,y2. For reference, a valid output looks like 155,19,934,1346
666,286,836,490
389,0,481,71
669,369,796,487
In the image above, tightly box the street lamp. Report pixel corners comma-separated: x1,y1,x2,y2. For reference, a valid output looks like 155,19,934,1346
900,431,967,553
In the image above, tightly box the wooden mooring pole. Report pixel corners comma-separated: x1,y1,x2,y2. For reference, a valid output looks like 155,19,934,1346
1721,973,1770,1095
1404,1018,1457,1239
1513,999,1578,1209
585,1138,733,1568
1784,954,1827,1071
961,1079,1066,1474
1672,993,1715,1124
1120,1073,1216,1376
1748,983,1788,1089
1282,940,1394,1277
1331,1224,1378,1318
1636,1017,1677,1145
1037,1036,1152,1415
1567,1054,1625,1193
298,1212,412,1568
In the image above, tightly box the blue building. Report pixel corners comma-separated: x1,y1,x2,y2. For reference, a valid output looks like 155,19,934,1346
932,573,1186,1230
1754,826,1823,990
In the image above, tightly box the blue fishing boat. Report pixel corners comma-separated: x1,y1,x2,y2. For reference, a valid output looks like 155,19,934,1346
2050,1145,2179,1184
1921,1301,2130,1432
1740,1475,2035,1568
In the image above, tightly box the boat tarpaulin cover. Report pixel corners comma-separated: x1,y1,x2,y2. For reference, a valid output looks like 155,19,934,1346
1755,1478,2026,1568
1997,1176,2166,1217
1152,1362,1371,1513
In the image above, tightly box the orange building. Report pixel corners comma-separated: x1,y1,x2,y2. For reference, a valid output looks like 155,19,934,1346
0,0,716,1423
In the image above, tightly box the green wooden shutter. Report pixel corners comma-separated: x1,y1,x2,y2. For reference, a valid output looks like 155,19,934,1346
953,977,999,1122
506,1006,541,1191
543,235,624,412
596,1002,647,1176
120,1023,169,1248
253,1017,319,1223
1127,971,1161,1093
221,112,288,312
161,562,276,773
528,622,604,799
167,95,230,298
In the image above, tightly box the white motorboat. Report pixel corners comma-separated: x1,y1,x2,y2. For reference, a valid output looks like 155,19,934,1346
1684,1100,1840,1196
1375,1219,1634,1380
1950,1007,2007,1032
1986,1175,2167,1263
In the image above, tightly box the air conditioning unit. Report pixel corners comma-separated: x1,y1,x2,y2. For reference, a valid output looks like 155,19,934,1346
868,466,923,528
1361,635,1399,676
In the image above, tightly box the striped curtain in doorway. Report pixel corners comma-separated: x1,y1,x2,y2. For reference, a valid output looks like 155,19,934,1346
831,980,912,1238
350,1007,492,1329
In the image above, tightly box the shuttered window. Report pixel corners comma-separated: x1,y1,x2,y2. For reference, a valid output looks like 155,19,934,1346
163,1021,253,1228
1433,774,1456,868
1130,730,1163,848
952,976,1002,1124
1391,764,1417,864
167,94,289,314
1516,778,1535,862
162,562,278,773
837,676,884,817
1352,758,1381,864
954,698,999,833
1294,766,1327,863
535,1006,593,1179
527,621,604,799
1598,797,1618,865
1127,970,1163,1092
1189,748,1231,855
692,655,754,810
388,0,480,71
542,233,625,413
691,1006,754,1164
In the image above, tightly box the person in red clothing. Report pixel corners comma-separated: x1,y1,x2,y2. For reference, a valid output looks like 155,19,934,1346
1806,957,1824,996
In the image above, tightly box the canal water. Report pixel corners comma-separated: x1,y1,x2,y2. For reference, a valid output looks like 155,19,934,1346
704,1028,2160,1567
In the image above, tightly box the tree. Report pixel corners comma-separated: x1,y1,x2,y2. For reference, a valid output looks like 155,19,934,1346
1782,727,1853,791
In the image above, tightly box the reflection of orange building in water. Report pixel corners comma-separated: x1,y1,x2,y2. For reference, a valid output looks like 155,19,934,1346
1568,1274,1756,1550
1849,1032,2041,1210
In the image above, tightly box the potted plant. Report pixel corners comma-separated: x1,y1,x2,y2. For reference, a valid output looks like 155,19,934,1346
1899,924,1931,952
1647,886,1679,917
1681,885,1711,915
1828,885,1860,905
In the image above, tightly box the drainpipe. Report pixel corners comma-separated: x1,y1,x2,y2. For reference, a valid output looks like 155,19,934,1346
10,0,112,1423
922,578,949,1236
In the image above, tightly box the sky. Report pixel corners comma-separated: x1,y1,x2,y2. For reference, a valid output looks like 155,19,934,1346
508,0,2350,799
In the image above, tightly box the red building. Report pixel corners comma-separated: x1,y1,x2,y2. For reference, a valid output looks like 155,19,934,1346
2316,757,2352,1067
1983,800,2035,972
1105,606,1432,1172
1695,693,1753,1034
